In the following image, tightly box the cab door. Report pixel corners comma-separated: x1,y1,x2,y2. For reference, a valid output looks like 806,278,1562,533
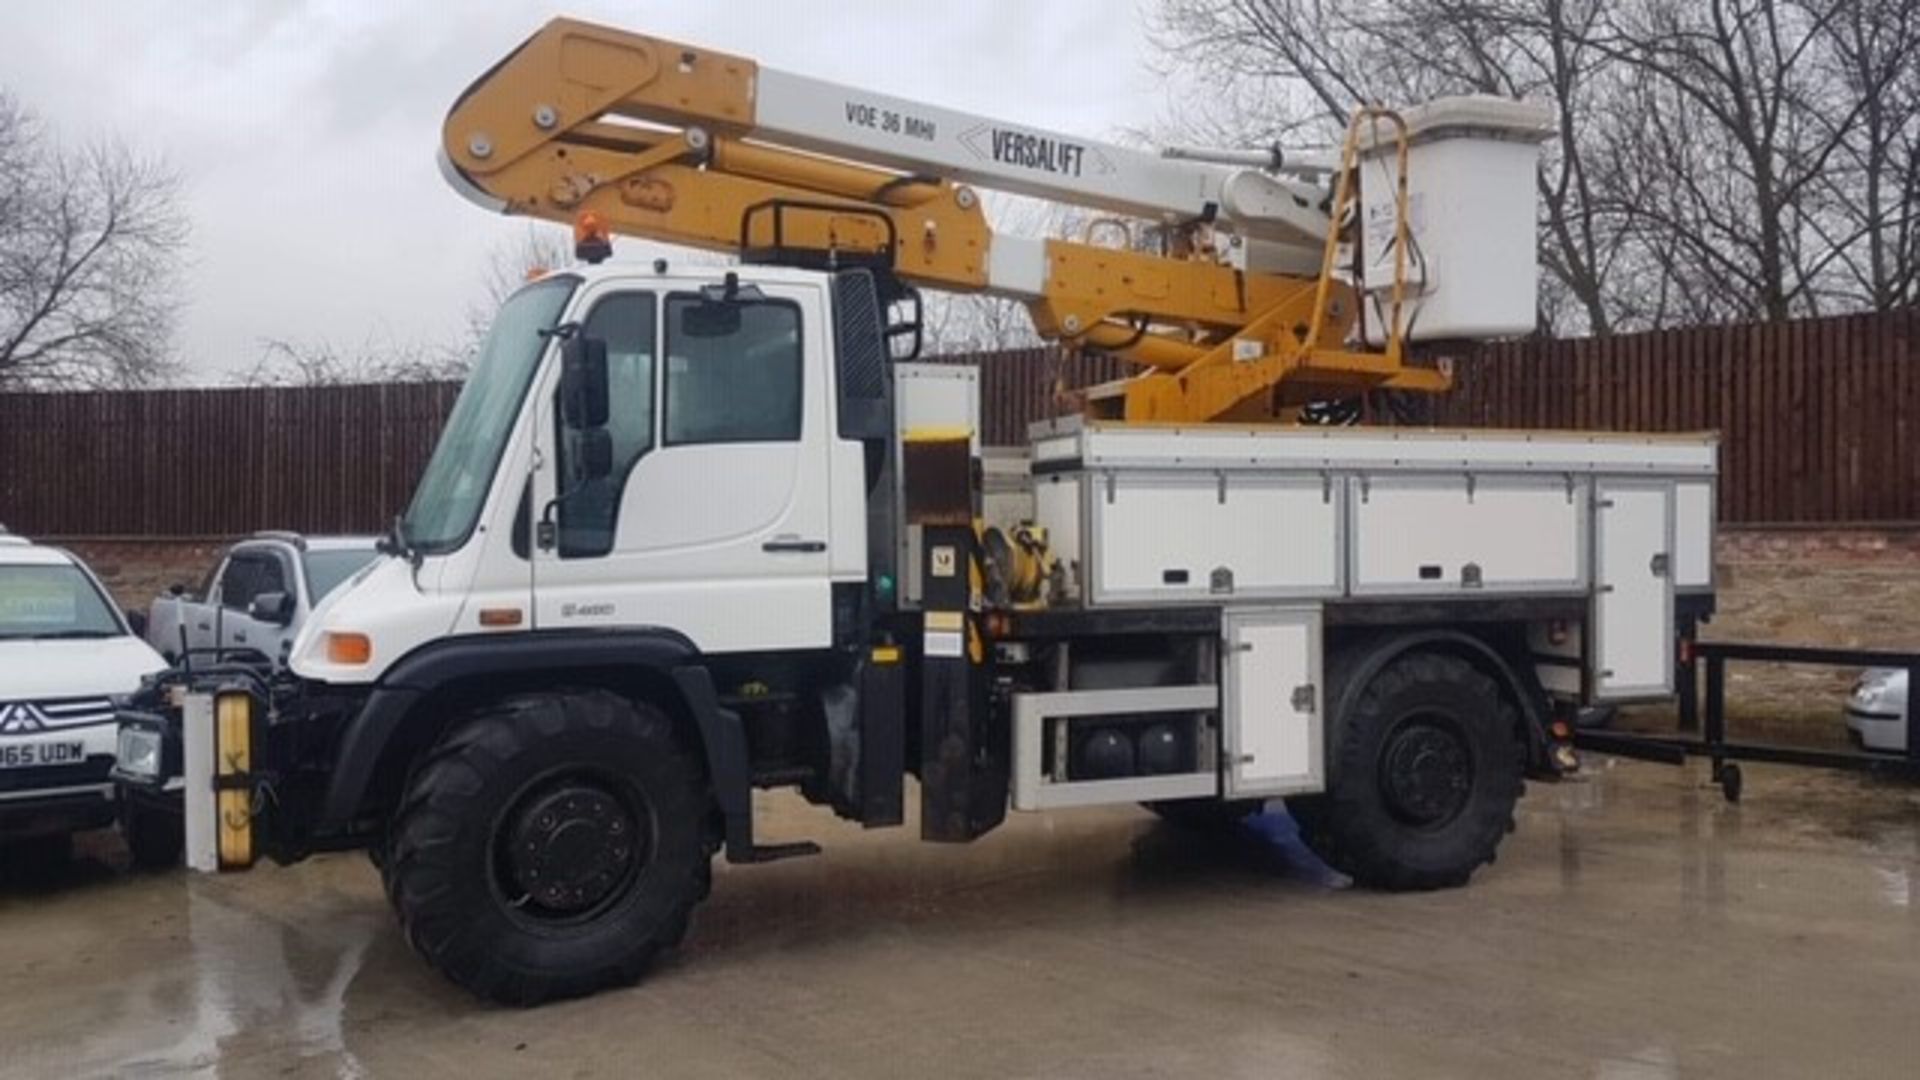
529,281,835,654
214,548,294,661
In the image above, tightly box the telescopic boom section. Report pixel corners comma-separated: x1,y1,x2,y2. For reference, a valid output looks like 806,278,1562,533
440,17,1451,421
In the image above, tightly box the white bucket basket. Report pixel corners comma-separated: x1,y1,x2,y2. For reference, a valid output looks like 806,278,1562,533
1357,96,1554,346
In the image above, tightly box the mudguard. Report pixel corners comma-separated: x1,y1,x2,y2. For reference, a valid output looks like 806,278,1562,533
315,630,754,857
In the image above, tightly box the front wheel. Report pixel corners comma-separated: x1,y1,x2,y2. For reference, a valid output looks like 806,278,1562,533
1289,652,1522,891
385,689,714,1005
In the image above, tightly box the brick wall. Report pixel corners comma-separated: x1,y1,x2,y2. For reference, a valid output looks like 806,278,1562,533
1696,528,1920,736
1711,528,1920,651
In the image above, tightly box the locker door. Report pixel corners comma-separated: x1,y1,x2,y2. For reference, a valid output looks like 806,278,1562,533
1223,607,1324,797
1593,482,1675,700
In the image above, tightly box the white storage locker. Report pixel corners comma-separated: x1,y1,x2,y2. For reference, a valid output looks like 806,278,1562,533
1349,474,1587,595
1592,481,1675,700
1223,607,1323,797
1087,472,1342,605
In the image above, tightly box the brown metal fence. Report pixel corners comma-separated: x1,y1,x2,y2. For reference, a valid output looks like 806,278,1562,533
1433,308,1920,525
1,308,1915,536
0,382,460,537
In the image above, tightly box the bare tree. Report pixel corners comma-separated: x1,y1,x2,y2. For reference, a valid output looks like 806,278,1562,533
244,227,583,387
1808,0,1920,310
1152,0,1628,334
0,90,186,389
240,337,467,387
1586,1,1869,321
1151,0,1920,332
924,293,1041,354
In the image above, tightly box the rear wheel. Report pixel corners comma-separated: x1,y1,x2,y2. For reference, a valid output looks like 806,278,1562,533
385,689,713,1005
1289,652,1521,891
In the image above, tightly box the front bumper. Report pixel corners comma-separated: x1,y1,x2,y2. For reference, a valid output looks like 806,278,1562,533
114,667,369,868
1845,706,1907,754
0,779,116,838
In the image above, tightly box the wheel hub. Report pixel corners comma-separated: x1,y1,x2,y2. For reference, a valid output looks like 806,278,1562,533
502,781,644,916
1379,719,1473,827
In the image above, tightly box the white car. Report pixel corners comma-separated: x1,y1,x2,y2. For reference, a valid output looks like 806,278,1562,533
1846,668,1912,754
0,531,169,862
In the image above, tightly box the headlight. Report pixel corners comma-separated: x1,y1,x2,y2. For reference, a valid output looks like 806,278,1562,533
116,726,164,781
1852,672,1893,708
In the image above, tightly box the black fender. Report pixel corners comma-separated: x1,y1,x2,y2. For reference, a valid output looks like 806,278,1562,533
1325,627,1550,774
316,629,754,858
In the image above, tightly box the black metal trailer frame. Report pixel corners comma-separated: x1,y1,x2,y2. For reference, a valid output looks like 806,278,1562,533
1575,641,1920,801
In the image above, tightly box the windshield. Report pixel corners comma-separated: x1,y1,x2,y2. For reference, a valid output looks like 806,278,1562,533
403,276,578,554
0,564,125,640
304,548,379,602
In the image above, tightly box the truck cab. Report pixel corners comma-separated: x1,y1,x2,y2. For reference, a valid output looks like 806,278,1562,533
290,263,866,688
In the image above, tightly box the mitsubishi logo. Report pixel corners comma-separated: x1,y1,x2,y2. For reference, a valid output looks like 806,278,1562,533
0,702,49,734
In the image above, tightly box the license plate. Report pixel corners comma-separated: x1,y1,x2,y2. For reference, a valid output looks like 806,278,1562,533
0,741,85,768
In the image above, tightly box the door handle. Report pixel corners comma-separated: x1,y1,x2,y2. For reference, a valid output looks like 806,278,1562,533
762,539,826,553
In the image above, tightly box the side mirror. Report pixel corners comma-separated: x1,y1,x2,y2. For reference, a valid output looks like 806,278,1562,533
560,336,610,430
681,300,743,339
248,591,295,626
167,582,187,597
126,609,148,637
572,427,614,482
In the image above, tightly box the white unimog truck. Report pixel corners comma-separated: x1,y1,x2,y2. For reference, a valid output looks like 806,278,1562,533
116,18,1717,1004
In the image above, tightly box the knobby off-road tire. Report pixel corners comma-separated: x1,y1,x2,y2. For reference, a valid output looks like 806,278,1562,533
1289,652,1522,891
384,689,713,1005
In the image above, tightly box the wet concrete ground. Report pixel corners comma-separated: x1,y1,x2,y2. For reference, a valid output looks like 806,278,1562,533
2,759,1918,1079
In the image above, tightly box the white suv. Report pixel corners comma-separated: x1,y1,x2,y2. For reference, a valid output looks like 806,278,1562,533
0,531,168,861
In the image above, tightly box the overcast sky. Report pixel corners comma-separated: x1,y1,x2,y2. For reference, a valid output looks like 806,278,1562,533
0,1,1170,383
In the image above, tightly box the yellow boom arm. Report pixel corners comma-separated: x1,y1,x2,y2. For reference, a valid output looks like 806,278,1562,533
441,18,1445,421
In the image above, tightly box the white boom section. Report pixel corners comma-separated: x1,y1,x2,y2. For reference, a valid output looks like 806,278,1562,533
751,69,1329,250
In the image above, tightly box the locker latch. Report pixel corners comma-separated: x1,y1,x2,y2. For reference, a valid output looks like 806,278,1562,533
1291,684,1316,713
1649,552,1670,578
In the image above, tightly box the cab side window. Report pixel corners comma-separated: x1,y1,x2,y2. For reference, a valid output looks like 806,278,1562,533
556,292,656,558
219,552,286,611
663,296,802,445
